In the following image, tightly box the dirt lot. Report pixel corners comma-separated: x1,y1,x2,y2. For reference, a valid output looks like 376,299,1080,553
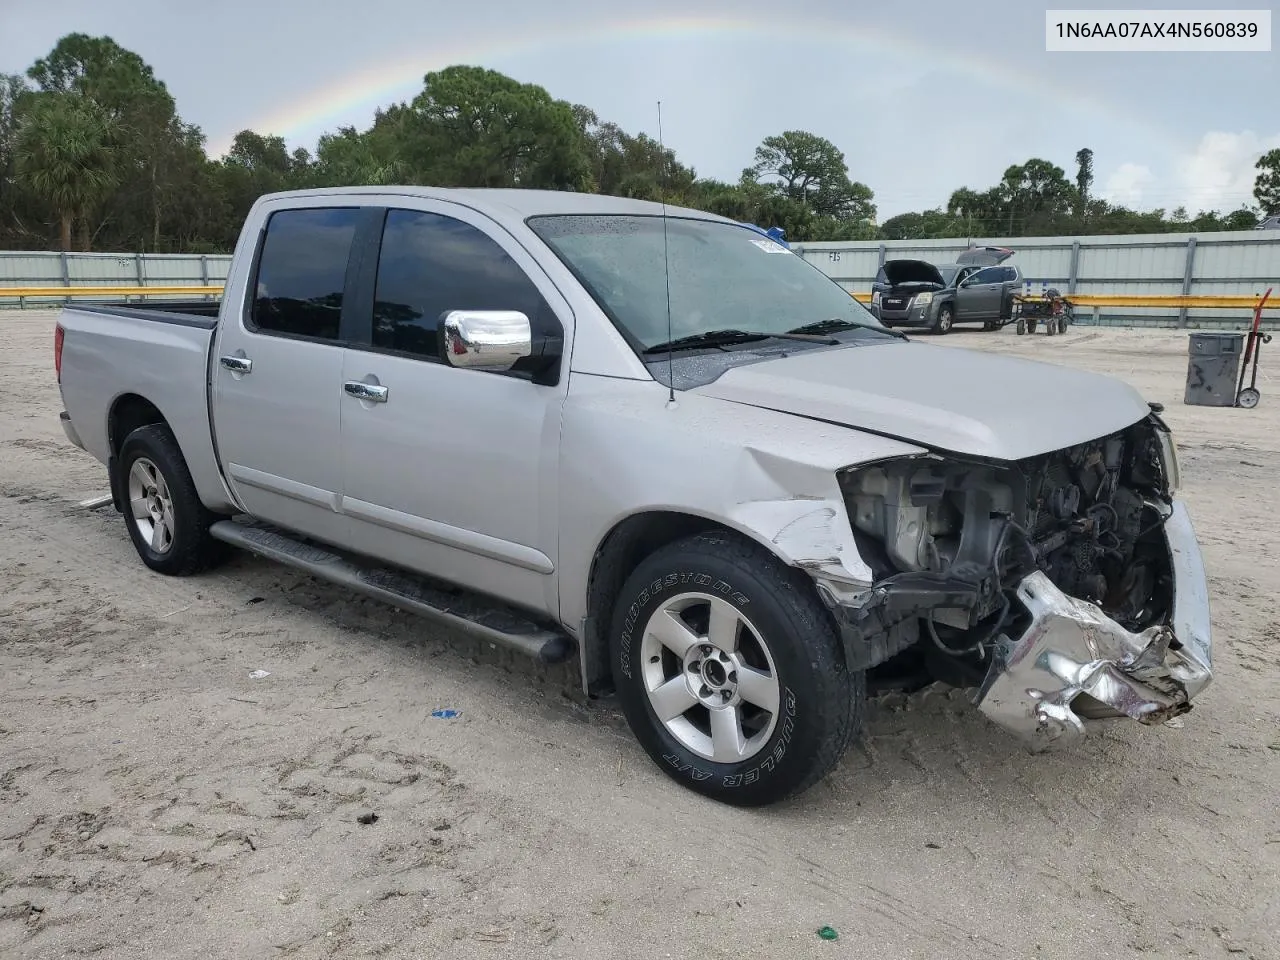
1,309,1277,960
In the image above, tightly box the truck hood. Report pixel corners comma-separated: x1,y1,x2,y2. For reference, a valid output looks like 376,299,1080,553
690,341,1151,462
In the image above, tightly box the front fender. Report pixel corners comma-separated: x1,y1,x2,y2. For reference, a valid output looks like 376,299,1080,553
558,373,928,635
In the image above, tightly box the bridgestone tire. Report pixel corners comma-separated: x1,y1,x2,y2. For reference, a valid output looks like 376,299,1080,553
609,531,864,807
117,424,228,576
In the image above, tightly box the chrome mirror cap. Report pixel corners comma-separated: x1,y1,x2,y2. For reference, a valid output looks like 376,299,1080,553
441,310,533,370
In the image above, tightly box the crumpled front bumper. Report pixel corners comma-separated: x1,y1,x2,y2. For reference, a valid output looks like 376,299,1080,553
975,500,1213,750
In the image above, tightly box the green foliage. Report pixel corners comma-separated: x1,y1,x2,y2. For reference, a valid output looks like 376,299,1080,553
1255,149,1280,215
0,33,1269,252
13,91,117,251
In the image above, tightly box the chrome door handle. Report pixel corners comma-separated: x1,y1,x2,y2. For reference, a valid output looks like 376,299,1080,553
344,381,388,403
220,355,252,373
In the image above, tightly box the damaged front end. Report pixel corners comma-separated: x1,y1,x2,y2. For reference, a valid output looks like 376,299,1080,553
814,411,1212,749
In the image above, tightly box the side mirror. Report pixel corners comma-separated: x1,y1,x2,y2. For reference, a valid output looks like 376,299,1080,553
440,310,533,371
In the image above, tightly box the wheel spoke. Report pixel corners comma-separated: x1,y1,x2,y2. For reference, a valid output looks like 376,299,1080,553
706,599,741,652
129,496,151,520
649,676,698,722
709,705,747,762
648,610,700,659
150,516,167,552
737,666,779,714
130,461,152,489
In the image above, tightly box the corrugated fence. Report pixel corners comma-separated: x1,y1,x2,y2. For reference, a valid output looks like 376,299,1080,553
790,228,1280,329
2,228,1279,328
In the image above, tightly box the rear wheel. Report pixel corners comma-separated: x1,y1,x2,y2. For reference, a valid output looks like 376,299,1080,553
117,424,228,575
609,531,863,807
1237,387,1261,408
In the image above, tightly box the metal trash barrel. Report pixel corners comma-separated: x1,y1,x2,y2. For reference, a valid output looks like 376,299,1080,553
1184,331,1244,406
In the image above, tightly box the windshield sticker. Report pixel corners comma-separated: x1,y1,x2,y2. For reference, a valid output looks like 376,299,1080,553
749,238,790,254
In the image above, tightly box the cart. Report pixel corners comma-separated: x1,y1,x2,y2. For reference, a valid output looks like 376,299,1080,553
1235,287,1272,408
1012,288,1073,336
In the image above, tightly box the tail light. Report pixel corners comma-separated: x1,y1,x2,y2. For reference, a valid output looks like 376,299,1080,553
54,323,64,383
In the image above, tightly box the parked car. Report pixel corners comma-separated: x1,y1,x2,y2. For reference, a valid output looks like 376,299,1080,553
870,246,1022,333
54,188,1211,807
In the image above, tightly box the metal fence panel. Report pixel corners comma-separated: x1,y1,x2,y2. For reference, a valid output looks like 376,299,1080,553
2,233,1277,329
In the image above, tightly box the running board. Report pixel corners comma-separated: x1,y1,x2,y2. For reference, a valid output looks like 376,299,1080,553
208,519,574,664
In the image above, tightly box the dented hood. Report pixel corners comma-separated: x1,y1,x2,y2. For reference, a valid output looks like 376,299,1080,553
691,342,1151,462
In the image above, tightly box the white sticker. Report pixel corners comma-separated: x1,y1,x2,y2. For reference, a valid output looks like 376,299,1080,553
749,238,790,254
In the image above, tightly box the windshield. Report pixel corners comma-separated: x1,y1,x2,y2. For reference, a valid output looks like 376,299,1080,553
526,214,889,352
938,266,960,286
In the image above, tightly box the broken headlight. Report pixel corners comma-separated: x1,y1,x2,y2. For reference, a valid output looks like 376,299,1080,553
1154,424,1181,494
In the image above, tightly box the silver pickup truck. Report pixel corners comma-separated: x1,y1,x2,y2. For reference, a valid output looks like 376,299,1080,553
54,186,1212,807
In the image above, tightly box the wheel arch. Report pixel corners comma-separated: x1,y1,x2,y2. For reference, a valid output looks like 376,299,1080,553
105,393,196,514
579,507,841,698
108,393,169,456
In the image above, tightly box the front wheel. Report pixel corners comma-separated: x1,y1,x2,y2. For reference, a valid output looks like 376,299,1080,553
609,532,864,807
932,304,954,335
117,424,228,575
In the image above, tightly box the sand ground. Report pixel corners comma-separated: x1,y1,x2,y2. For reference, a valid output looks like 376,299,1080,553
1,310,1277,959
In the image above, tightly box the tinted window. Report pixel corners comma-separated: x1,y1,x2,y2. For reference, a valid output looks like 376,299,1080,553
999,266,1018,282
372,210,549,359
251,208,358,339
971,267,1001,284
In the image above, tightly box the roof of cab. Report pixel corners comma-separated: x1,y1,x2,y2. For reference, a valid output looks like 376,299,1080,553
255,185,735,226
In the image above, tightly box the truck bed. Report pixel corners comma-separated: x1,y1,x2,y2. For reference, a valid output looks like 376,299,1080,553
56,302,234,515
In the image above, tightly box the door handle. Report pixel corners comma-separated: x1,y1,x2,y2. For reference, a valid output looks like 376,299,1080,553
220,355,252,373
344,381,388,403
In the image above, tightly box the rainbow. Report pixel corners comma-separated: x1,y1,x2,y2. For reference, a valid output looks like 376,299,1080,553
207,14,1177,159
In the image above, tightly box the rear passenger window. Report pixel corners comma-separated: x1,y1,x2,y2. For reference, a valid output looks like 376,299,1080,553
251,208,359,340
372,209,549,360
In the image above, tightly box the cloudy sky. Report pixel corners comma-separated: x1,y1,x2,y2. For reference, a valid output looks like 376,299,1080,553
2,0,1276,220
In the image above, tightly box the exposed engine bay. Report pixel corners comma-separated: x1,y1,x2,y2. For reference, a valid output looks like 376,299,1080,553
833,411,1185,697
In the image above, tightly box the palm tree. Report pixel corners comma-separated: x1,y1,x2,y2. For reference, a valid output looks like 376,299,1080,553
14,91,117,251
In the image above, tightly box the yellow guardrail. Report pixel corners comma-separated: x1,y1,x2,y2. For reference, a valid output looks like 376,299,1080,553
0,285,1274,312
851,291,1276,309
0,285,223,298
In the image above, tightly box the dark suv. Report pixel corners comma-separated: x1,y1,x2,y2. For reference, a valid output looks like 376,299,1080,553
869,246,1022,334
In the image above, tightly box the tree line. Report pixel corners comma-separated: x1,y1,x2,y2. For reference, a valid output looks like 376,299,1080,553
1,33,1278,254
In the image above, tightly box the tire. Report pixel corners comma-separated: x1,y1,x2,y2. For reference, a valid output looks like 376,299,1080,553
1016,318,1026,336
117,424,228,576
932,304,954,335
1237,387,1260,408
609,531,864,807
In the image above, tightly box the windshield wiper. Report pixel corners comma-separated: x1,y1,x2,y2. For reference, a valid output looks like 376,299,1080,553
786,317,908,339
641,328,837,355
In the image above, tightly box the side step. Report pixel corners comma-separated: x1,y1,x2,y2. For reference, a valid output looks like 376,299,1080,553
208,519,575,664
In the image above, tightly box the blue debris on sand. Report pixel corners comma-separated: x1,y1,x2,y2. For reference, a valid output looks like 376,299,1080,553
431,709,461,719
